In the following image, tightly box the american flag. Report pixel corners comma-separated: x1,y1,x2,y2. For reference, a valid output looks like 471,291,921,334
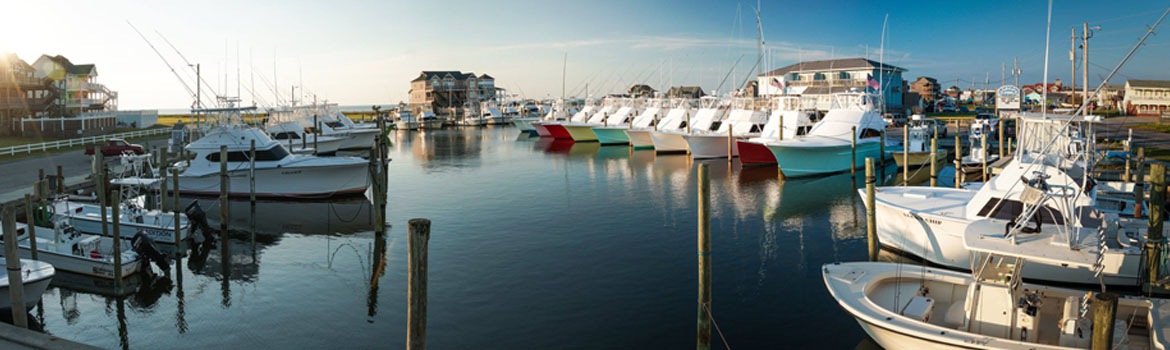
866,74,881,90
770,77,785,90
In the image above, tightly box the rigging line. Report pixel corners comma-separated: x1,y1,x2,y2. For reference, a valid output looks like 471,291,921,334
701,302,733,350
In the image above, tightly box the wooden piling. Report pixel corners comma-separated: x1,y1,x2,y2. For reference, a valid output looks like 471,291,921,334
851,126,857,174
407,218,431,350
1135,148,1146,218
866,158,879,261
1146,163,1165,291
902,124,909,186
879,131,885,166
2,206,28,328
930,137,938,187
1007,137,1013,155
697,163,711,350
56,165,63,195
112,189,123,285
23,195,37,260
998,118,1005,159
1090,292,1118,350
249,140,257,242
219,145,229,240
981,134,988,182
172,168,181,254
955,134,962,188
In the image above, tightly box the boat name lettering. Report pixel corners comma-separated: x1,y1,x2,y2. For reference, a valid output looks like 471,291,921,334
281,170,302,175
902,212,941,226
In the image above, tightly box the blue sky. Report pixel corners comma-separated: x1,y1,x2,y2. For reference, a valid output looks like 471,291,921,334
5,1,1169,109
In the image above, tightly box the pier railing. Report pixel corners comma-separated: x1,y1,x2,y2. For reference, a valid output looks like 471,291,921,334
0,127,170,157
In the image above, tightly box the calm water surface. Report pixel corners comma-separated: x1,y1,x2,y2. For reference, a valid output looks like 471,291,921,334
33,126,926,349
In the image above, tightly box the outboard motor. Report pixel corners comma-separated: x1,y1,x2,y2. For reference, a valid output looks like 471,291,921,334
132,231,170,273
183,201,217,244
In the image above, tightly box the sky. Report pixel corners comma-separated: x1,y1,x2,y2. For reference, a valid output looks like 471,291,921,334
5,0,1170,110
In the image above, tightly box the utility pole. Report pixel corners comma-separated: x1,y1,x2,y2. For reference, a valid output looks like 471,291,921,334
1012,57,1021,87
1083,22,1100,116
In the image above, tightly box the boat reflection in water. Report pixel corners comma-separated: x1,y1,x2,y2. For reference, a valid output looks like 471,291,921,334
178,196,374,235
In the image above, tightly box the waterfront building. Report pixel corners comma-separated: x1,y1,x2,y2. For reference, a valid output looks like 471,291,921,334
1123,79,1170,116
31,54,117,117
0,53,54,136
408,71,496,119
756,57,905,113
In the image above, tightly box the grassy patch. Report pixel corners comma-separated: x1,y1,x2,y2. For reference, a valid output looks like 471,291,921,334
1131,123,1170,133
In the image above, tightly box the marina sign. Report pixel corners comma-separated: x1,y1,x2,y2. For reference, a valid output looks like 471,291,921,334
996,85,1021,110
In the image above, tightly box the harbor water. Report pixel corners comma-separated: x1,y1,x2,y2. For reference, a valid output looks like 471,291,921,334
32,126,946,349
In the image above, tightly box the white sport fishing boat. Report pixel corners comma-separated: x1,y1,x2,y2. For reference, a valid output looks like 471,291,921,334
590,98,641,145
624,97,671,148
734,95,817,166
651,96,725,153
767,92,889,177
863,111,1148,286
267,121,345,155
682,97,767,159
177,122,374,199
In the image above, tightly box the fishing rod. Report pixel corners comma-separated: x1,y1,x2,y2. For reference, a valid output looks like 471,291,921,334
714,54,745,94
127,21,197,102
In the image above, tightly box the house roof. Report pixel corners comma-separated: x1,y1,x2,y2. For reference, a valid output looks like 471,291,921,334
412,71,479,82
759,57,907,77
1127,80,1170,89
478,74,494,80
1,53,33,71
39,54,97,76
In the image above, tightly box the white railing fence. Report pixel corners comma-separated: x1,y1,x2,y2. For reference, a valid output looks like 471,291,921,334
0,128,170,157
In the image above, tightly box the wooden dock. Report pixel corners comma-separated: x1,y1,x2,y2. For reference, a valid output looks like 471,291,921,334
0,322,101,350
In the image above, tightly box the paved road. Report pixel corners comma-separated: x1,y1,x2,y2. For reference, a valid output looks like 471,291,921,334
0,138,170,199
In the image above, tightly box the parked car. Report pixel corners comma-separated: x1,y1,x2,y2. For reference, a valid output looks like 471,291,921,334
883,113,906,127
84,139,146,156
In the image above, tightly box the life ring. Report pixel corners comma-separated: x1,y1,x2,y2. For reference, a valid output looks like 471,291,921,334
89,250,101,259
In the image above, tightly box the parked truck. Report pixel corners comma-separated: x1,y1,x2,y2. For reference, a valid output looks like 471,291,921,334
84,139,146,156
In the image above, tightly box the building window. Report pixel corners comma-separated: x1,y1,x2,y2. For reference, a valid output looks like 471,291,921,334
789,73,800,81
839,72,850,80
813,73,825,81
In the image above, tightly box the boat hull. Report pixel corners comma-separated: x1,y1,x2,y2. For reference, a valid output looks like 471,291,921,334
512,118,535,132
532,123,552,137
544,124,572,139
683,134,737,159
0,260,53,311
893,150,949,168
336,129,380,150
563,124,598,142
180,160,371,199
770,141,883,177
591,127,630,145
736,140,776,166
625,129,654,149
650,131,688,153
